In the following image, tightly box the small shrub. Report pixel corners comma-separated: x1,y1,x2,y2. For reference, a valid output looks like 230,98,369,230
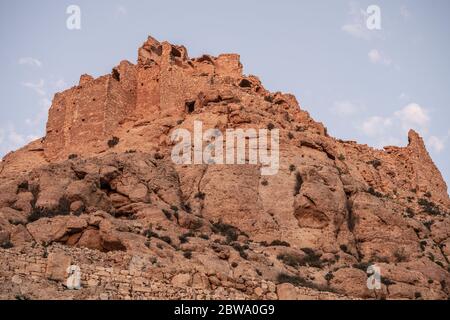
231,262,238,268
154,152,164,160
107,136,120,148
424,192,432,198
170,205,179,212
190,219,203,231
405,208,415,218
353,262,371,271
277,249,323,268
277,253,303,268
338,154,346,161
381,277,396,286
0,241,14,249
269,240,291,247
367,187,383,198
288,132,294,140
225,229,239,243
418,198,442,216
324,272,334,282
183,250,192,259
294,172,303,196
68,154,78,160
301,248,315,256
232,243,248,259
212,220,241,243
199,234,209,240
159,236,172,245
414,292,422,299
394,248,407,262
300,248,323,268
267,123,275,131
194,192,206,200
28,196,71,222
162,209,172,220
182,202,192,213
264,95,274,103
277,273,311,287
367,159,382,169
289,164,296,172
419,240,427,251
277,273,335,293
144,229,158,239
179,232,194,244
423,220,434,231
340,244,349,254
261,179,268,186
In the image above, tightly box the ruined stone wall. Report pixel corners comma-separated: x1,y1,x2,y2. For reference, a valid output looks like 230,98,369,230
0,245,348,300
44,73,136,161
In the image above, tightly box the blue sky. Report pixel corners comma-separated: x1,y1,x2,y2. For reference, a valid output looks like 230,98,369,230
0,0,449,187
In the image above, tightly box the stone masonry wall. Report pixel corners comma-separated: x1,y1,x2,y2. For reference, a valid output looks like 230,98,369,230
0,244,349,300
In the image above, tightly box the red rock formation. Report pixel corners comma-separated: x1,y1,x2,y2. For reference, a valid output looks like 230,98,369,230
0,36,449,300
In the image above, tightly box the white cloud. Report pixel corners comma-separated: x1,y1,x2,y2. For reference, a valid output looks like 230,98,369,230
394,103,430,133
53,78,68,90
331,100,362,116
25,98,51,127
358,103,441,151
376,136,403,148
427,131,450,154
0,124,41,158
368,49,392,66
428,136,445,153
8,128,26,146
342,2,370,40
22,79,46,96
18,57,42,68
20,79,53,127
361,103,429,138
361,116,392,137
342,23,369,40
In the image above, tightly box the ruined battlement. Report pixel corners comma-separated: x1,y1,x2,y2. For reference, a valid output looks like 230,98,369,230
42,36,248,161
43,72,135,161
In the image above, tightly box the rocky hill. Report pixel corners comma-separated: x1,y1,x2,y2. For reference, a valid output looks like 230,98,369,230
0,36,449,300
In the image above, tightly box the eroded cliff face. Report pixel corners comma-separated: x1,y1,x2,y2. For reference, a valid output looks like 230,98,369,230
0,36,449,300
